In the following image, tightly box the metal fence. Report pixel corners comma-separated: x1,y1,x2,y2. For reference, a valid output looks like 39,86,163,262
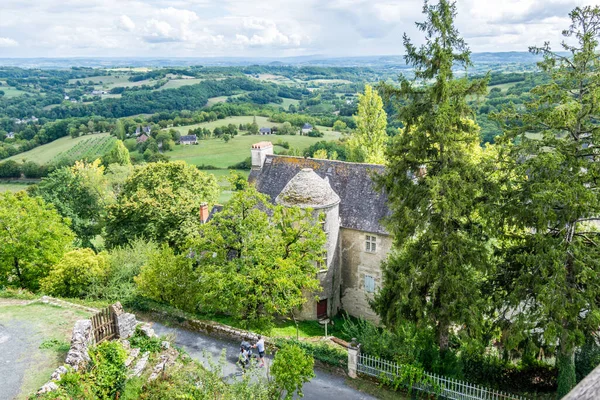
357,353,527,400
91,306,118,343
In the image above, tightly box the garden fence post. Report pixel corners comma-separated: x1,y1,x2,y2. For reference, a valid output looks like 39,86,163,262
348,338,360,379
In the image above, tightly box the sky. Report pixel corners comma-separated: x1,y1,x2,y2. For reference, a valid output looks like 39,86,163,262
0,0,596,58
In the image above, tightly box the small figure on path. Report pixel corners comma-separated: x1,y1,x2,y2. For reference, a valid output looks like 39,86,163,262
253,335,265,368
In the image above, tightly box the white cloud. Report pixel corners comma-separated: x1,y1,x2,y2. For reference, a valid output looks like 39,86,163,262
0,37,18,47
0,0,595,57
118,15,135,32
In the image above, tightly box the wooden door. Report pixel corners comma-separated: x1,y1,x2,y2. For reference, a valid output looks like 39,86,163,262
317,299,328,319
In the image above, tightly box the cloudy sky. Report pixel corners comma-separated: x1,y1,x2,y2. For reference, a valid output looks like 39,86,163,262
0,0,596,58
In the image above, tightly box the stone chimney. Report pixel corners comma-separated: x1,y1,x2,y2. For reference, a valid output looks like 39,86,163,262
251,141,274,170
199,203,209,224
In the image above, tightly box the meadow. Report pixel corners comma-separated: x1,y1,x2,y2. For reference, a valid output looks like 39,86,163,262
0,181,36,193
6,132,111,164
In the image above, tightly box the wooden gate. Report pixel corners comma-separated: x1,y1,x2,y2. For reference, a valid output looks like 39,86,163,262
91,306,118,343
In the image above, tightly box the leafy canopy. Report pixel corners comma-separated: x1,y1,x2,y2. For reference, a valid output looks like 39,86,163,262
0,191,74,290
348,84,387,164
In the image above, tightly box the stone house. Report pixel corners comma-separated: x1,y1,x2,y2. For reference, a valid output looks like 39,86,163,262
179,134,198,145
259,127,272,135
249,141,390,322
136,134,149,144
301,123,313,135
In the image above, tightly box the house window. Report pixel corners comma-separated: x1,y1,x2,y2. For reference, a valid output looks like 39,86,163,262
366,235,377,252
365,275,376,293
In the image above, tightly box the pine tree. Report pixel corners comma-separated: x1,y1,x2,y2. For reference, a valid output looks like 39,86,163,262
494,6,600,396
348,84,387,164
374,0,491,352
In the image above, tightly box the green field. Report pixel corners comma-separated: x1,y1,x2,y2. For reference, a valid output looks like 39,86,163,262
7,132,111,164
168,118,341,169
1,85,27,98
0,182,36,192
169,116,278,134
159,78,203,90
488,81,518,92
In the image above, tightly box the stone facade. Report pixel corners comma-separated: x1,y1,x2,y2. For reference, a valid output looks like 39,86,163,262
111,302,137,339
340,228,392,323
249,148,392,322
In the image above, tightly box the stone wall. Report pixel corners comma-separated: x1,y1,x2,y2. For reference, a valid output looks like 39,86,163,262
340,228,392,323
111,302,137,339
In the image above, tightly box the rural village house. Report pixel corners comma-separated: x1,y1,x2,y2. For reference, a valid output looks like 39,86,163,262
135,125,152,136
301,123,313,135
248,141,389,322
179,134,198,145
259,127,272,135
136,133,149,144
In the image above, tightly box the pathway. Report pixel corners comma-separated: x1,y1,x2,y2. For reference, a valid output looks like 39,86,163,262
151,322,377,400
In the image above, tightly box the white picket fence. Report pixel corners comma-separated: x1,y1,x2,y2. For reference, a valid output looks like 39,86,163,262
357,353,528,400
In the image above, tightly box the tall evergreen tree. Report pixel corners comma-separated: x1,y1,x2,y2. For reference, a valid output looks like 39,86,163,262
348,84,388,164
494,6,600,396
374,0,491,352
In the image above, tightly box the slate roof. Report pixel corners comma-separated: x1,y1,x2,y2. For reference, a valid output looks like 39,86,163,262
249,155,389,235
259,127,272,134
180,135,198,142
564,363,600,399
302,123,313,130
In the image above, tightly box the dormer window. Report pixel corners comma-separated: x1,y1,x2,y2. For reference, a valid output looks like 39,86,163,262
366,235,377,253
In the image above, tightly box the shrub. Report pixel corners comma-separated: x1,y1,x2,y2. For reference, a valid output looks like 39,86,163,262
228,156,252,170
0,160,22,178
22,161,48,178
576,335,600,382
129,325,164,353
271,344,315,400
41,248,109,298
88,341,128,399
273,338,347,368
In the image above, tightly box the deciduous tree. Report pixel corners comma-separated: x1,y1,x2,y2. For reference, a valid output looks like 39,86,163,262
0,192,74,290
188,186,325,329
105,161,219,249
348,84,388,164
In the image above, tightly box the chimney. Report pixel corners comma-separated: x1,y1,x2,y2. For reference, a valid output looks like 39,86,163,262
199,203,209,224
251,141,274,170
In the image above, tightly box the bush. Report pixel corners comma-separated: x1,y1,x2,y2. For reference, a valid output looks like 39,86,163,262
0,160,22,178
41,249,109,298
228,156,252,170
576,335,600,382
88,341,128,399
271,344,315,400
129,325,164,353
273,338,347,368
22,161,48,178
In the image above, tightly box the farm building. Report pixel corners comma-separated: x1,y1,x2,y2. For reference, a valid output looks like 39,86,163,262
179,135,198,145
259,127,272,135
135,126,152,136
301,123,313,135
136,134,149,144
248,141,390,323
5,132,14,139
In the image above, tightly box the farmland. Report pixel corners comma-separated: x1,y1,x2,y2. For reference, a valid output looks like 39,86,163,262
6,132,113,164
0,181,36,193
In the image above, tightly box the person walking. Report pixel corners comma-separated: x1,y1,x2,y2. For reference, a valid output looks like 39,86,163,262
253,335,265,368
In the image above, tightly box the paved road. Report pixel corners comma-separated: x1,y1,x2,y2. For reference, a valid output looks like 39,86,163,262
152,322,377,400
0,320,33,400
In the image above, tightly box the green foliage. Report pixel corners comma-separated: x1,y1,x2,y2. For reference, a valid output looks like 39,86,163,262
188,185,325,329
492,6,600,396
33,159,111,249
347,84,387,163
87,239,157,303
575,335,600,382
39,338,71,352
88,341,128,399
0,191,74,291
0,160,22,178
376,0,492,352
103,140,131,166
129,325,164,353
105,161,220,249
379,364,440,397
40,248,108,298
273,338,347,368
135,244,199,312
227,156,252,170
271,344,315,399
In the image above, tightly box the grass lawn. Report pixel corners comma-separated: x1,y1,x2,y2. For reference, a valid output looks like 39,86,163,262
488,81,518,92
198,169,249,204
159,78,203,90
169,132,341,169
0,181,37,192
6,132,110,164
1,86,28,98
0,301,92,399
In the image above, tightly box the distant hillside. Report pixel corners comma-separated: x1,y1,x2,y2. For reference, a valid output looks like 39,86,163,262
0,52,547,69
